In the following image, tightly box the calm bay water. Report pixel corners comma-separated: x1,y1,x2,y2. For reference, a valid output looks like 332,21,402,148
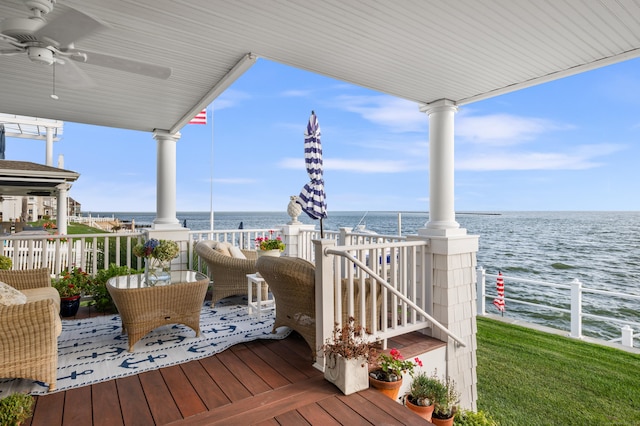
89,210,640,343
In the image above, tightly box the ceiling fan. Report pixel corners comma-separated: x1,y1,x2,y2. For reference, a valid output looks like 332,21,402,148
0,0,172,92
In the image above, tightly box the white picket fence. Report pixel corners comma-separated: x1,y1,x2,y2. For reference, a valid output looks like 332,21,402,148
1,233,144,276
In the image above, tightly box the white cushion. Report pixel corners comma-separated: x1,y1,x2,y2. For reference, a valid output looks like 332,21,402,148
214,241,231,256
228,245,247,259
0,281,27,306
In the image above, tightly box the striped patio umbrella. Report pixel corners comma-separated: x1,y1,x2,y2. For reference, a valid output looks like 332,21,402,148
298,111,327,236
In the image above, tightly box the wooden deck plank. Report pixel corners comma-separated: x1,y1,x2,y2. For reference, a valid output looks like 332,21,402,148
31,391,64,426
230,343,291,389
297,402,343,425
138,369,182,425
92,380,124,426
259,337,318,378
247,339,310,383
26,326,442,426
274,410,312,425
316,397,371,425
216,349,272,395
179,361,231,410
172,375,336,425
198,355,251,402
115,375,155,426
61,386,92,425
160,365,207,418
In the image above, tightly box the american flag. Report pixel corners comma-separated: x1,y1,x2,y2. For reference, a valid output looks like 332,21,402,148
189,109,207,125
493,271,505,313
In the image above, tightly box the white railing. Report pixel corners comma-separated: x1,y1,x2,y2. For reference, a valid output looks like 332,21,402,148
476,267,640,348
314,239,465,366
298,227,406,264
1,232,144,276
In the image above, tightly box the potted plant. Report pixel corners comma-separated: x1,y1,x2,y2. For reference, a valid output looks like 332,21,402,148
53,266,93,317
0,393,34,425
133,238,179,284
369,348,422,401
255,230,285,257
321,317,376,395
430,373,461,426
405,371,440,421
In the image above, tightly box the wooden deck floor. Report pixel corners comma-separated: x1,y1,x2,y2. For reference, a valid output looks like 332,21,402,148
23,307,440,425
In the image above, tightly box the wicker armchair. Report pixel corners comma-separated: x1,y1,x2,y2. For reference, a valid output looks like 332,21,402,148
195,240,264,305
0,268,61,392
256,256,382,357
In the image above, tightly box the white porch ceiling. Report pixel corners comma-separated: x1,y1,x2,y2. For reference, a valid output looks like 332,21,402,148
1,0,639,134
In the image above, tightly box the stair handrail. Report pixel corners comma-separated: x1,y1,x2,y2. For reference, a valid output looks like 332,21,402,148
324,245,467,347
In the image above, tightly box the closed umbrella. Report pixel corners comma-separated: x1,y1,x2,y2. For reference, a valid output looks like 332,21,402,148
298,111,327,236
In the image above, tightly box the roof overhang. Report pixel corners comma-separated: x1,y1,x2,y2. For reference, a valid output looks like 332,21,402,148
0,160,80,196
0,1,638,134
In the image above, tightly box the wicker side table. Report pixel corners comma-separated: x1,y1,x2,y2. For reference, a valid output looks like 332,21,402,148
107,270,209,352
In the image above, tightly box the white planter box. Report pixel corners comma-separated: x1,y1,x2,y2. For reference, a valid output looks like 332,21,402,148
324,354,369,395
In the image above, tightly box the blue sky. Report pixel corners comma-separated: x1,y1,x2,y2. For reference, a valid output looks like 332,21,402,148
5,57,640,213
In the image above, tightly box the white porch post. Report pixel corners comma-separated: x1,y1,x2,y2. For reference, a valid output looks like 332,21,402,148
45,126,54,166
152,130,181,230
420,99,461,234
56,183,70,235
417,99,478,411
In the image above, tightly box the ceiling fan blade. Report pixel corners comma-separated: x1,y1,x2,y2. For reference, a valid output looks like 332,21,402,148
34,6,108,47
55,59,95,88
69,50,172,80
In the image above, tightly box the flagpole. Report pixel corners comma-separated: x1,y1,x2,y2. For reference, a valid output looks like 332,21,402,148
209,105,214,231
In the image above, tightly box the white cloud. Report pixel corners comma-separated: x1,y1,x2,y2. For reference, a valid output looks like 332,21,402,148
213,90,251,110
457,143,624,171
281,89,313,97
456,113,566,146
335,95,426,132
279,157,415,173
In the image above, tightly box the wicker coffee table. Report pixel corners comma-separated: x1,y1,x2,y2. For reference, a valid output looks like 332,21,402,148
107,270,209,352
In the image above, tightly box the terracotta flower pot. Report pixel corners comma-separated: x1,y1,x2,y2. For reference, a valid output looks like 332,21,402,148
431,415,454,426
369,373,403,401
405,396,434,421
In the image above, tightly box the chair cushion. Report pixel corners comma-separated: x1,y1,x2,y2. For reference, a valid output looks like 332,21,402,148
214,242,232,257
0,281,27,305
228,245,247,259
22,287,61,314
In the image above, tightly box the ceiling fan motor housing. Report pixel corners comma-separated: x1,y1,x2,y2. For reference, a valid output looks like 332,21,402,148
27,46,54,64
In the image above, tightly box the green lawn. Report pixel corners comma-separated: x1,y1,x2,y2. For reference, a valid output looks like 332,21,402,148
30,220,107,235
476,316,640,425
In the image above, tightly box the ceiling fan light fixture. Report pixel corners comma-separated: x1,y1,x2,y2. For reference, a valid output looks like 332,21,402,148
27,45,54,64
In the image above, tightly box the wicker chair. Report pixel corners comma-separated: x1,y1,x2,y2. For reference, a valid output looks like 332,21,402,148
195,240,264,305
256,256,382,357
0,268,61,392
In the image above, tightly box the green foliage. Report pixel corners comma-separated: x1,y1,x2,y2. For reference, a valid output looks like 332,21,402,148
0,393,34,425
454,409,498,426
86,264,143,313
53,266,94,297
0,256,11,270
408,371,442,405
477,317,640,425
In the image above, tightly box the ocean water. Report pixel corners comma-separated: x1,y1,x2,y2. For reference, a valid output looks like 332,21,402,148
88,210,640,343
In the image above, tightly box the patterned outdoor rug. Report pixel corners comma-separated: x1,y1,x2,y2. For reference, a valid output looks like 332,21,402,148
0,297,290,396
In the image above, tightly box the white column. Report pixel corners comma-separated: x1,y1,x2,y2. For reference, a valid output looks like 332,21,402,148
56,183,70,235
419,99,463,236
152,130,181,230
46,126,54,166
